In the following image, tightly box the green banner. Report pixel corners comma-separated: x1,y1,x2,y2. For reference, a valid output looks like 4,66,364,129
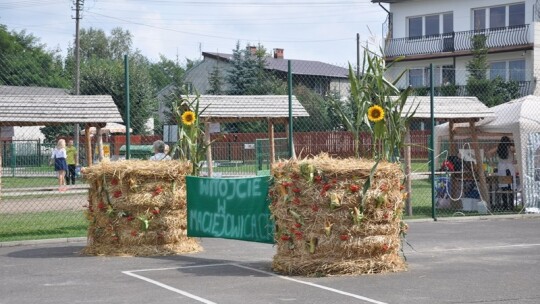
186,176,275,244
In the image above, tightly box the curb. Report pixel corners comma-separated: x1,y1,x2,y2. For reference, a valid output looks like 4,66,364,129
0,237,87,248
405,213,540,223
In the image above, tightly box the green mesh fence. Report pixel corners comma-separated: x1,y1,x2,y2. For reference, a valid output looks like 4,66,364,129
1,34,538,242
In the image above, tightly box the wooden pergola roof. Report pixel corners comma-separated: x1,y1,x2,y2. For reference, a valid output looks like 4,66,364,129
0,93,123,173
189,95,309,122
0,95,122,126
402,96,495,121
185,95,309,176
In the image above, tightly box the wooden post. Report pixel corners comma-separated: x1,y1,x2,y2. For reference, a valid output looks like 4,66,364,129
448,120,456,157
85,125,92,167
448,120,459,202
97,127,104,162
469,120,489,210
404,129,413,216
205,121,213,177
268,119,275,166
284,120,296,159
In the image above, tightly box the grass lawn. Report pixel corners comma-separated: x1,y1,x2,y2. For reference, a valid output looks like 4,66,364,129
1,177,88,189
0,211,87,242
2,177,59,189
0,166,473,242
406,178,486,219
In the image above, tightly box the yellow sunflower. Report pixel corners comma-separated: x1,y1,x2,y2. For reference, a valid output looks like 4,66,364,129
181,111,196,126
367,105,385,122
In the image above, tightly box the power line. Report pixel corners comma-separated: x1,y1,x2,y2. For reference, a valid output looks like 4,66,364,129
104,0,364,7
0,0,66,10
85,11,355,43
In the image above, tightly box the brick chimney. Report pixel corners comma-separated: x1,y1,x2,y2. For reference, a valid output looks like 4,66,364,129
273,48,284,59
247,45,257,56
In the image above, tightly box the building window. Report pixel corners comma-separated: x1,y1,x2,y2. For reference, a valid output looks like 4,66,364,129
509,59,525,81
490,6,506,28
407,12,453,38
473,9,486,30
489,59,526,81
442,65,455,85
473,3,525,30
489,62,506,79
425,15,440,36
443,13,453,34
409,68,427,87
409,17,422,37
409,66,455,87
509,3,525,27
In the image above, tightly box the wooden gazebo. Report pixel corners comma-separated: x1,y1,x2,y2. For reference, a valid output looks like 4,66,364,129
0,94,123,194
189,95,310,176
402,96,496,213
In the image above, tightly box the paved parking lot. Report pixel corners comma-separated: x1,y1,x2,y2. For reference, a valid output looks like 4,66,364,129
1,216,539,304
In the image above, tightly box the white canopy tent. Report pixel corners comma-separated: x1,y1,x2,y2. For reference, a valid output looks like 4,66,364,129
435,95,540,212
80,122,132,135
399,96,494,215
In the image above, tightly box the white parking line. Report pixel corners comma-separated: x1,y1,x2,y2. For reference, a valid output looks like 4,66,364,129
232,264,388,304
122,269,217,304
122,263,388,304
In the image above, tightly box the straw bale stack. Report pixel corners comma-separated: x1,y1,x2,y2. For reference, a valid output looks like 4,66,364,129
82,160,202,256
270,154,408,276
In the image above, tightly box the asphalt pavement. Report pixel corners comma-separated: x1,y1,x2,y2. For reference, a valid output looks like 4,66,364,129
1,215,539,304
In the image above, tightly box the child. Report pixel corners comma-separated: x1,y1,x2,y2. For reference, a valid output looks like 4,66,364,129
51,139,68,191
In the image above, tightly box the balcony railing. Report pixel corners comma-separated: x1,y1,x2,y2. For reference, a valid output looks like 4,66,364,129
384,25,530,58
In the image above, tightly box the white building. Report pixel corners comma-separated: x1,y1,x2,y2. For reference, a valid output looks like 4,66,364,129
373,0,538,96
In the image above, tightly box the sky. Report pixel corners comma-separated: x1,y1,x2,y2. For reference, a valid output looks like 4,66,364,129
0,0,388,67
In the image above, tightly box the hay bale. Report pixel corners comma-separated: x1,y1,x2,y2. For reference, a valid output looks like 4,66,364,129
269,153,407,276
81,160,201,256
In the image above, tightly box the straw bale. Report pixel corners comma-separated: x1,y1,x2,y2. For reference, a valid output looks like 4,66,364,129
270,153,407,276
82,160,201,256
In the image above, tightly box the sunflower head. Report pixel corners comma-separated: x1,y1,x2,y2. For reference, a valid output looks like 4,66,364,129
367,105,385,122
181,111,196,126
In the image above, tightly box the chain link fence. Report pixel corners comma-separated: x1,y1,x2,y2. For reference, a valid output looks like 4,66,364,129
1,44,538,242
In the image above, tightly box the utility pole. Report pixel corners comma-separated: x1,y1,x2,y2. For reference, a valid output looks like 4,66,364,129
72,0,83,165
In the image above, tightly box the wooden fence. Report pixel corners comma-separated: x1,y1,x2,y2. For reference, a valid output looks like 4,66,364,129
209,130,430,161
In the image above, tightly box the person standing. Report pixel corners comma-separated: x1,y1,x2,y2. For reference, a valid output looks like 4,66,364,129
489,136,516,210
65,139,77,185
50,139,68,191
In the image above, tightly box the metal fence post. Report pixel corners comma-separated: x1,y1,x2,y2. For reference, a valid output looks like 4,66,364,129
124,54,131,160
288,60,293,159
430,63,437,221
10,142,15,177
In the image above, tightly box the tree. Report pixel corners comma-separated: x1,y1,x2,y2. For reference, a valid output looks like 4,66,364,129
0,24,69,88
466,34,520,106
64,27,156,134
207,63,224,95
78,54,155,134
0,24,71,143
226,41,252,95
293,85,339,132
149,54,185,90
